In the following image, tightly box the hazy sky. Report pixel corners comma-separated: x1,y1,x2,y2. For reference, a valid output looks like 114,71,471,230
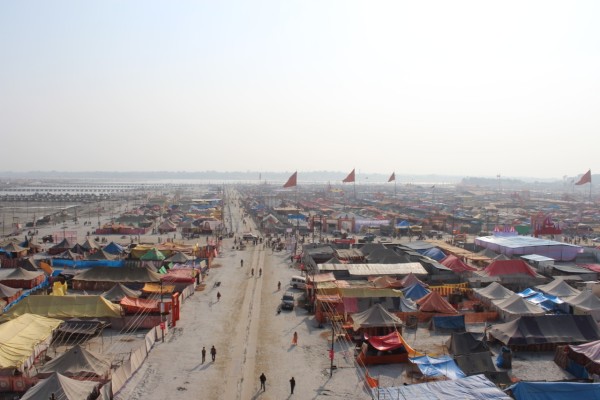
1,1,598,179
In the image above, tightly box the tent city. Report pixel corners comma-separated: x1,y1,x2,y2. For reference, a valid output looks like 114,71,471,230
0,170,599,399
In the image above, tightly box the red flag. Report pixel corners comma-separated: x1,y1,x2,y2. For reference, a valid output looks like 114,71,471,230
575,169,591,185
342,169,355,183
283,171,297,188
365,371,379,388
388,172,395,182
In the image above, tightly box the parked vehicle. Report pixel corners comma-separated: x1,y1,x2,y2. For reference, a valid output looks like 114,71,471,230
290,275,307,289
281,292,295,310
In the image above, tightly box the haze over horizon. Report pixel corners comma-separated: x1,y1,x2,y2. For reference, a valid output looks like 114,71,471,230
1,1,598,179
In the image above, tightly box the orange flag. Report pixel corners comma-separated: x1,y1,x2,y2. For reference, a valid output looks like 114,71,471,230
575,169,591,185
365,371,379,388
283,171,297,188
342,169,355,183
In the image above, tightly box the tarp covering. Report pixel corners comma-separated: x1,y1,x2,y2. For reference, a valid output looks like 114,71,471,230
518,288,539,298
86,249,120,261
423,247,447,261
0,282,22,302
410,355,466,380
398,297,418,312
401,272,429,288
454,352,497,377
509,380,600,400
141,282,176,294
164,251,193,263
347,263,428,276
20,372,100,400
37,344,110,377
474,282,515,302
566,290,600,312
0,295,122,320
140,248,166,261
101,283,142,302
351,303,403,331
73,266,162,283
0,267,45,286
120,296,160,313
0,314,62,371
402,283,431,301
370,275,404,289
493,294,546,319
482,259,538,277
103,241,125,255
309,273,336,283
432,315,465,331
447,332,488,356
489,315,600,346
375,374,511,400
416,291,458,314
363,330,422,356
568,339,600,375
536,279,581,298
440,254,477,273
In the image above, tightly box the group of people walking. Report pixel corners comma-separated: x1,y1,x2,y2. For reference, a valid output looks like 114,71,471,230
259,372,296,394
201,345,217,363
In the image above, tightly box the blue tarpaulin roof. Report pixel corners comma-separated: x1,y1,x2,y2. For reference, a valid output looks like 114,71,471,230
376,374,511,400
518,288,539,298
432,315,466,332
510,381,600,400
409,355,466,380
423,247,447,261
402,283,430,301
103,242,125,255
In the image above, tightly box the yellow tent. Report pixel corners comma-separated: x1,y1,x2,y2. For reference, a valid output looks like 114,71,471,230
0,295,122,321
0,313,63,371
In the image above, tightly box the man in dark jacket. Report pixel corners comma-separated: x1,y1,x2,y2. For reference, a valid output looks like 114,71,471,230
259,372,266,392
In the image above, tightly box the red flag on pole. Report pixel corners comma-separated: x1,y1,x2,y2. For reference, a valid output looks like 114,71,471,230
365,371,379,388
342,169,355,183
283,171,297,188
575,169,592,185
388,172,395,182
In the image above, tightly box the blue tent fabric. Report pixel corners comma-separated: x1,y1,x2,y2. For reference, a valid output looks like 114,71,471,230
402,283,430,301
510,381,600,400
432,315,466,332
52,259,125,269
410,355,466,380
518,288,539,298
396,220,410,228
376,374,511,400
103,242,124,255
423,247,447,261
525,293,562,311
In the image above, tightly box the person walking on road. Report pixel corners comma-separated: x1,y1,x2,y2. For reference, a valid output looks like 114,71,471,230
259,268,262,277
201,347,206,364
290,377,296,394
292,331,298,346
251,268,254,277
210,345,216,362
277,281,281,291
240,259,243,267
216,291,221,302
259,372,267,392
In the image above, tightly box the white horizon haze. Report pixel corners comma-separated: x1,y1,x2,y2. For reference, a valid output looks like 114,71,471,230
1,1,598,179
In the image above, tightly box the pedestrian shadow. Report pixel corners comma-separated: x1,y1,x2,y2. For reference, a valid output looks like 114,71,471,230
189,363,211,372
287,344,297,352
250,388,264,399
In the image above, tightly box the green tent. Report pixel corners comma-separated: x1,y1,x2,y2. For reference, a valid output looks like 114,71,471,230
140,248,166,261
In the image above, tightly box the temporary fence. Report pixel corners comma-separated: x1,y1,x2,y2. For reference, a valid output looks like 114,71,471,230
111,324,166,396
